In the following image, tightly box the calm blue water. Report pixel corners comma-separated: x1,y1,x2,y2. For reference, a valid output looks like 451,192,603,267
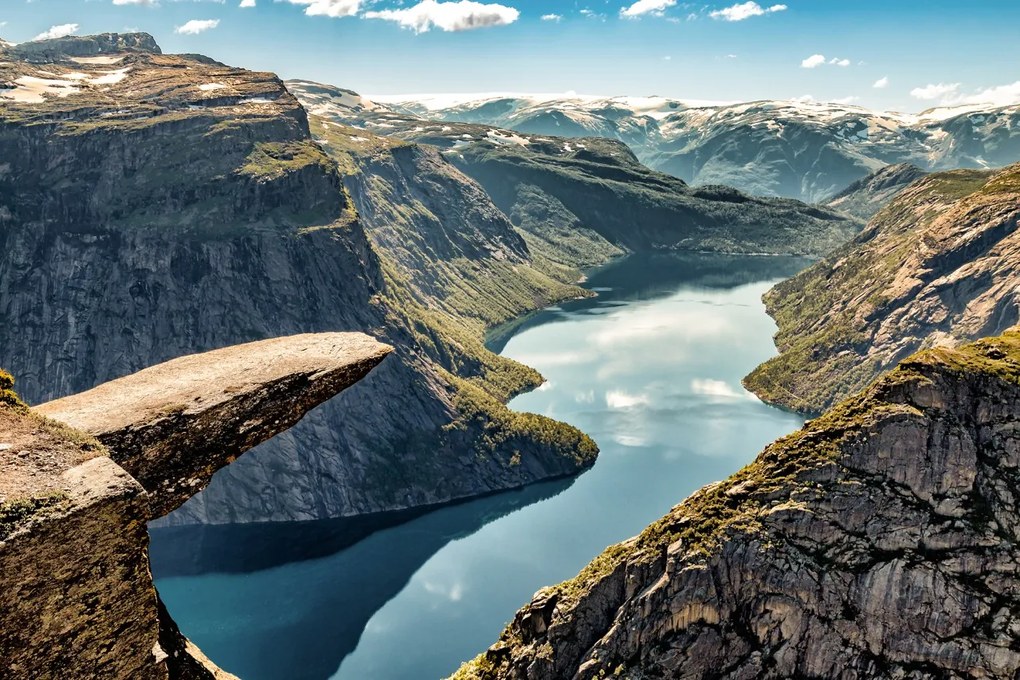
151,253,807,680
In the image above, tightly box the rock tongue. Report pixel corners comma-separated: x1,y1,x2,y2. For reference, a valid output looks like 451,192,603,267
35,332,393,517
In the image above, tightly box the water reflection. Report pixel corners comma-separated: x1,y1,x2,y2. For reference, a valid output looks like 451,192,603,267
152,253,809,680
151,479,574,680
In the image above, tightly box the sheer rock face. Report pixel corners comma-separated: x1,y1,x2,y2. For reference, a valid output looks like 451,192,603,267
744,164,1020,414
36,333,392,516
0,332,388,680
0,34,595,525
457,330,1020,680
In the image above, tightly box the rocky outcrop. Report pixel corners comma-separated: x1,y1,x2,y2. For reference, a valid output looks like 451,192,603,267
826,163,928,221
744,163,1020,413
3,32,161,61
0,33,596,525
0,333,388,680
36,333,391,516
455,329,1020,680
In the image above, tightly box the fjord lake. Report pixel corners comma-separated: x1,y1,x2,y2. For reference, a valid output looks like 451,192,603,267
150,253,808,680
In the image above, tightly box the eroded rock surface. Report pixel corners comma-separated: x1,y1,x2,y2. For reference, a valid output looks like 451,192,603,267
36,333,391,516
456,330,1020,680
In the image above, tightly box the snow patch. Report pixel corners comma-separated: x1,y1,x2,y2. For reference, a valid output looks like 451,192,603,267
1,75,79,103
70,55,125,65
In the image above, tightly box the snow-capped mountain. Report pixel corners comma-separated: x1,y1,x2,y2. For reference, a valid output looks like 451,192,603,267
362,92,1020,202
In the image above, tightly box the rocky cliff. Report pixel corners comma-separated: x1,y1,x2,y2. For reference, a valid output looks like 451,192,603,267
0,33,596,525
454,329,1020,679
744,163,1020,413
826,163,928,222
0,333,389,680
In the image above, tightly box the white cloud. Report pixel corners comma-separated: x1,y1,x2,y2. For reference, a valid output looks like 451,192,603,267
175,19,220,34
286,0,360,17
792,94,814,103
605,390,650,410
113,0,157,5
873,76,889,89
709,1,786,21
910,82,960,101
801,54,825,69
621,0,676,18
801,54,850,68
690,378,749,399
832,95,859,105
240,0,255,6
364,0,519,32
963,81,1020,107
33,23,79,40
540,13,561,21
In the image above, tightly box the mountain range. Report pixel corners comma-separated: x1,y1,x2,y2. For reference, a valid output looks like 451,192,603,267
368,92,1020,203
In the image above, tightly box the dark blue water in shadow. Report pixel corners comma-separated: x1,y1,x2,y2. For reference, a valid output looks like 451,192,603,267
151,253,808,680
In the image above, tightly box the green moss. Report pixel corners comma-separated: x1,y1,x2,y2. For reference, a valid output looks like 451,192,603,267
0,492,69,541
450,653,497,680
914,330,1020,384
976,164,1020,196
446,373,598,466
237,140,334,181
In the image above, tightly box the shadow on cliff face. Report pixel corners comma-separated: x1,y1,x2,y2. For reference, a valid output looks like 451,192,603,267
148,477,574,680
486,252,811,353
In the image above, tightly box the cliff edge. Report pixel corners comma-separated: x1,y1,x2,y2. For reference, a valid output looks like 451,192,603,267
455,329,1020,679
0,333,390,679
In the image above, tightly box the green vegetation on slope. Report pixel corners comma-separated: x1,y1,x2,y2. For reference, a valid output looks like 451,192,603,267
448,138,859,258
311,116,602,480
743,165,1010,413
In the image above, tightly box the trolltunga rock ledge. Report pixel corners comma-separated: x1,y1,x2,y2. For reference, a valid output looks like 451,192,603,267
36,332,392,517
2,332,389,679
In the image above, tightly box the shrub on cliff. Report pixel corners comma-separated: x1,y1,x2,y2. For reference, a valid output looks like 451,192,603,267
0,369,25,409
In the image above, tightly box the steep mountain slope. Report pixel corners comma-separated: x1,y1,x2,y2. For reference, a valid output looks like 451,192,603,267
744,164,1020,413
0,33,595,525
292,81,859,258
455,330,1020,680
374,93,1020,202
826,163,928,221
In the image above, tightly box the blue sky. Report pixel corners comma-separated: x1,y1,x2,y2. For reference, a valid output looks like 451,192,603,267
3,0,1018,111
